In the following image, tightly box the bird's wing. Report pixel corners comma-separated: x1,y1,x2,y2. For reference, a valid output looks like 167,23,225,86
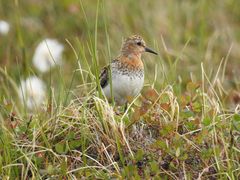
99,65,110,88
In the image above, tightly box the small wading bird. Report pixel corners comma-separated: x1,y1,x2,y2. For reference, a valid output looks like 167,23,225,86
99,35,158,110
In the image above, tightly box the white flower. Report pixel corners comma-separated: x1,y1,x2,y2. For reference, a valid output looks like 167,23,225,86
18,76,46,110
0,20,10,35
33,39,64,73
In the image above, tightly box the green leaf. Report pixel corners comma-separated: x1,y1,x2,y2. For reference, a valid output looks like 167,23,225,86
192,101,202,112
233,114,240,131
150,161,159,174
181,109,194,119
175,147,181,157
47,164,55,175
66,131,75,140
55,142,68,154
201,148,214,160
60,160,68,175
152,140,168,151
185,121,197,130
69,139,82,149
135,149,144,161
202,117,211,126
233,114,240,122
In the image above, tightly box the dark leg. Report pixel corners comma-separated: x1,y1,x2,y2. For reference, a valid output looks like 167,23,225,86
124,103,128,112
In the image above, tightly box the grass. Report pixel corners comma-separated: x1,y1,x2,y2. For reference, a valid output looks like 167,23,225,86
0,0,240,179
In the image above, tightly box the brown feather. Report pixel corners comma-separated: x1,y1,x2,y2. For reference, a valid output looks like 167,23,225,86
100,65,109,88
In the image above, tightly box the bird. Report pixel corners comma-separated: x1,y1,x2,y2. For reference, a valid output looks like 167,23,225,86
99,35,158,109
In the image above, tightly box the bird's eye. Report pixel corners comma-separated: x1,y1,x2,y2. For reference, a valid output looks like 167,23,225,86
137,42,142,46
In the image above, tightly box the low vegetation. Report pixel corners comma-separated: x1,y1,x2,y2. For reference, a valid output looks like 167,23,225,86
0,0,240,179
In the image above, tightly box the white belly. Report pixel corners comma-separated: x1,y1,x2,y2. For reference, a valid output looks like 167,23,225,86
102,73,144,105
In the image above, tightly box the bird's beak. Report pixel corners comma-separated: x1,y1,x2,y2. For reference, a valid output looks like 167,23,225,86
145,47,158,55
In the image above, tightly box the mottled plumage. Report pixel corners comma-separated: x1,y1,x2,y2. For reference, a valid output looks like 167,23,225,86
100,35,157,106
100,65,109,89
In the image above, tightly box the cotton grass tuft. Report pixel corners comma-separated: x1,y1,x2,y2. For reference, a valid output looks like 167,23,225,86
33,38,64,73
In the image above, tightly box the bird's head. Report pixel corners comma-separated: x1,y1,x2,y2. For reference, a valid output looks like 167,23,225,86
121,35,158,57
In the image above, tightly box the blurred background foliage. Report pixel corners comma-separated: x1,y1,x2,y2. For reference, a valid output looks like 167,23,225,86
0,0,240,104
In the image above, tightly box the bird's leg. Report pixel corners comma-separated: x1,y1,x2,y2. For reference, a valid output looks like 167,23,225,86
124,103,128,112
124,96,134,112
